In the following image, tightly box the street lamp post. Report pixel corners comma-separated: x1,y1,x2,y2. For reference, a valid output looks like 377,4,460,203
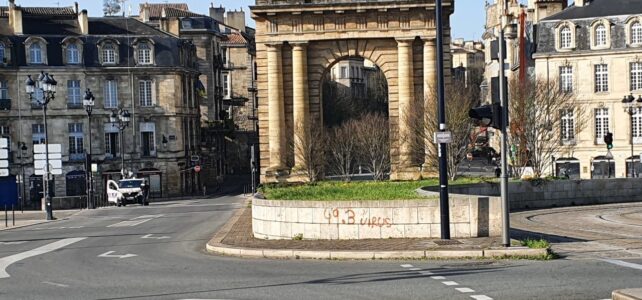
622,94,642,177
25,72,57,220
110,109,130,178
83,89,95,209
18,142,27,213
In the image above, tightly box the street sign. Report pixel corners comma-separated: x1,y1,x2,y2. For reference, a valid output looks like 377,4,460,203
35,160,62,170
0,138,7,149
34,144,62,154
92,163,98,173
0,169,8,177
194,165,201,173
0,160,7,168
0,149,7,159
605,150,614,160
433,131,453,144
191,155,200,162
34,153,63,160
34,168,62,176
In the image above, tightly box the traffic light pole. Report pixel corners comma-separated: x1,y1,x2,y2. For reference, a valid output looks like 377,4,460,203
499,15,510,247
435,0,451,240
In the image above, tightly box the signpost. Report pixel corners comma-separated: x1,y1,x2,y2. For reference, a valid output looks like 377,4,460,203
34,144,63,176
0,138,16,227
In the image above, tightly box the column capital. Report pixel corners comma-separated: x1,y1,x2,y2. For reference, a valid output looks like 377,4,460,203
396,37,415,45
265,42,284,49
421,37,437,45
290,41,309,50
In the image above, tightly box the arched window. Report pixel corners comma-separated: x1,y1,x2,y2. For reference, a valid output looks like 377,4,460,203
632,22,642,44
29,43,42,64
102,43,116,64
0,43,4,62
138,42,152,65
595,24,607,46
560,26,572,48
67,43,80,64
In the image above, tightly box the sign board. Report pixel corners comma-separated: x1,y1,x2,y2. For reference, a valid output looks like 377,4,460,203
34,168,62,176
191,155,200,162
0,176,18,206
0,149,7,160
0,169,8,177
92,163,98,173
194,165,201,173
35,160,62,170
433,131,453,144
605,150,614,160
0,160,7,168
34,153,63,160
34,144,62,154
0,138,7,149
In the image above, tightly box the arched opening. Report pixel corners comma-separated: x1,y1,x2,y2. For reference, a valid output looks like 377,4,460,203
320,56,390,180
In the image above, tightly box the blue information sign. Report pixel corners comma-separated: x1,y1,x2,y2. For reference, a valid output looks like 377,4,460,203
0,176,18,206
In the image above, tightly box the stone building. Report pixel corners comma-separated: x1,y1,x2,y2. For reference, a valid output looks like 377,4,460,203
534,0,642,179
0,1,200,208
450,39,484,87
251,0,454,183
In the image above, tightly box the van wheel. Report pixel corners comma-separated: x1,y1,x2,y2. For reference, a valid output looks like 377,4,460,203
117,203,121,207
144,202,149,206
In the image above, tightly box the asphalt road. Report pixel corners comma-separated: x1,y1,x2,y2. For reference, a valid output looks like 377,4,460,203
0,195,640,300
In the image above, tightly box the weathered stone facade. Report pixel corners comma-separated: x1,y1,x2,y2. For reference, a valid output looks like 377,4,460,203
0,1,200,207
251,0,454,183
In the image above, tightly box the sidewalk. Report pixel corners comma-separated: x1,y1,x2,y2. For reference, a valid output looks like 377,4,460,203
0,209,81,231
206,199,547,260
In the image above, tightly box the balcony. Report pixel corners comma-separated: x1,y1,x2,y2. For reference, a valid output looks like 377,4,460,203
0,98,10,110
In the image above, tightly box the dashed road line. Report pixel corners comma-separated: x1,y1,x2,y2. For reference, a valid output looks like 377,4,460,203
430,276,446,280
401,265,493,300
470,295,493,300
0,241,27,245
43,281,69,288
442,281,459,286
418,271,433,275
601,258,642,271
408,267,421,271
400,264,413,268
455,288,475,293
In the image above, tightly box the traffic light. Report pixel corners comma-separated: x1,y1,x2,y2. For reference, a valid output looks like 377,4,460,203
469,103,502,129
604,132,613,150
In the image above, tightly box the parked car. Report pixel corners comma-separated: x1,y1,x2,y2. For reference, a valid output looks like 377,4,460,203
107,178,150,207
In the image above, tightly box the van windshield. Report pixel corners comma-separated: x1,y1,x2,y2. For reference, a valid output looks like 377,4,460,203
119,180,143,189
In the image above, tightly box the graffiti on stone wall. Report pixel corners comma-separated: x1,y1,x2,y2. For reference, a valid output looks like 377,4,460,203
323,208,392,228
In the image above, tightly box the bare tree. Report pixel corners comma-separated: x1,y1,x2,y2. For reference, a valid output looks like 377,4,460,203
408,80,477,181
508,77,587,178
354,113,390,181
294,121,326,182
103,0,121,16
326,120,358,181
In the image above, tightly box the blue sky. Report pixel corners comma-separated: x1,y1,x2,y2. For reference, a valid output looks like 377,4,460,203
9,0,571,41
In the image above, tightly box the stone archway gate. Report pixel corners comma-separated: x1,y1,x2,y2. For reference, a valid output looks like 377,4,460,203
251,0,454,183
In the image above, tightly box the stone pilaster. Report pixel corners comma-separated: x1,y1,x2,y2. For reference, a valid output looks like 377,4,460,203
423,38,438,176
291,42,309,173
395,38,420,180
266,43,288,173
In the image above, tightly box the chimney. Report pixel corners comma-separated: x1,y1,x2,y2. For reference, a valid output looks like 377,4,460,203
8,0,23,35
78,9,89,35
209,4,225,24
141,3,150,23
74,2,79,14
575,0,588,6
225,9,246,33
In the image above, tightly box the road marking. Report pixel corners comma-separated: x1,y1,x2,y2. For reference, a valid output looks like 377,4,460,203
601,259,642,271
442,281,459,286
98,251,137,259
43,281,69,288
134,214,164,220
408,267,421,271
0,241,27,245
470,295,493,300
0,237,86,279
141,234,170,240
418,271,433,275
430,276,446,280
456,288,475,293
400,264,413,268
108,219,152,228
33,226,84,230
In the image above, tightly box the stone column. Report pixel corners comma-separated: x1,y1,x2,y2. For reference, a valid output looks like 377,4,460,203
292,42,309,172
266,43,287,172
423,38,438,172
397,38,415,169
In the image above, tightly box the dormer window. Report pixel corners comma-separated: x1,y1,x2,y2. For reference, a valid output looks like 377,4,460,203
595,25,607,46
67,44,80,64
590,19,611,50
137,42,153,65
103,43,116,64
560,26,572,48
29,43,42,64
633,22,642,45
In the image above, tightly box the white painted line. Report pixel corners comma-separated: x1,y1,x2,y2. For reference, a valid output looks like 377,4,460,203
430,276,446,280
134,214,164,220
108,219,151,228
141,234,170,240
0,241,27,245
400,264,414,268
456,288,475,293
98,251,137,259
408,267,421,271
470,295,493,300
601,259,642,271
442,281,459,286
43,281,69,288
0,237,86,279
418,271,433,275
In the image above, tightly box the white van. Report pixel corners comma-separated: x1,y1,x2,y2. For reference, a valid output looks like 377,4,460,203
107,179,149,207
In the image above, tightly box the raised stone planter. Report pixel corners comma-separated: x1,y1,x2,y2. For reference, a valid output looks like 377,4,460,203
252,196,502,240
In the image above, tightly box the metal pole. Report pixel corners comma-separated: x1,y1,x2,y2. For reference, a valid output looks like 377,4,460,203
87,113,93,209
120,127,125,178
499,12,511,247
631,111,635,177
435,0,451,240
43,103,53,220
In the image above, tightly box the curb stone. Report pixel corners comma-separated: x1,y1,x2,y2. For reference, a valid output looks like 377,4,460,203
613,288,642,300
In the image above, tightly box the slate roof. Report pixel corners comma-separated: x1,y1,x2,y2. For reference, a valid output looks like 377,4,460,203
21,6,76,16
88,17,171,36
140,3,189,19
163,7,202,18
542,0,642,21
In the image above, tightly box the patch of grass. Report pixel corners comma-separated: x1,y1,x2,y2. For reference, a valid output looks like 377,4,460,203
292,233,303,240
520,238,551,249
260,177,493,201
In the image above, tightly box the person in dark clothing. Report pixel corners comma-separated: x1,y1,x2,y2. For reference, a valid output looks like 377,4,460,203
140,180,150,206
